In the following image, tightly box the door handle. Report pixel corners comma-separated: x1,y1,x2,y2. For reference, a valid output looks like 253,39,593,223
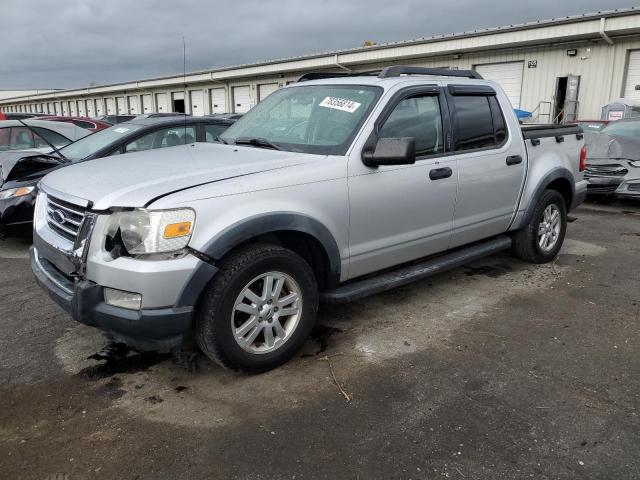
506,155,523,166
429,167,453,180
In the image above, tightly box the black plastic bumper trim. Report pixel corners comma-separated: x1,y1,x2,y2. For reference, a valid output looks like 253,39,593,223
30,246,193,342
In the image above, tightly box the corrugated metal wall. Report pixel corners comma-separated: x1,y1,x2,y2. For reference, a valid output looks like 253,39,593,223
3,37,640,121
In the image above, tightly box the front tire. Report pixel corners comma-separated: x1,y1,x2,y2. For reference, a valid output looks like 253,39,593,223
195,243,319,373
512,189,567,263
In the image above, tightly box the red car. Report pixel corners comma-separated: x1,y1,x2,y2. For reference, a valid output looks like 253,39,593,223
37,116,111,132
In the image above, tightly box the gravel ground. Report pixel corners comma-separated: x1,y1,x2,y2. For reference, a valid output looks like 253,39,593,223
1,201,639,480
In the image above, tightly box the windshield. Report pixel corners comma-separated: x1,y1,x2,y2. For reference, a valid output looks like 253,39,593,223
58,123,143,160
220,85,382,155
601,121,640,139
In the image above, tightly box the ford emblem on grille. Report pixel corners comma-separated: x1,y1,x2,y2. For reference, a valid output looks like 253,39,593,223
52,209,67,225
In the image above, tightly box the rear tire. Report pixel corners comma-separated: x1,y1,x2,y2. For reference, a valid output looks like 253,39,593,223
195,243,318,373
511,189,567,263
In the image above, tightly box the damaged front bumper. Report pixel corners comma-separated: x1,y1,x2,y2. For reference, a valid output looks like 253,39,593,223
615,180,640,197
30,245,197,350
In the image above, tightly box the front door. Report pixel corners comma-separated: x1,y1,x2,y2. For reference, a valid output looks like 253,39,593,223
348,88,457,279
446,89,526,248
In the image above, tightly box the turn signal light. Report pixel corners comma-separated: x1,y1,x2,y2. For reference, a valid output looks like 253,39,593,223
163,221,192,239
579,145,587,172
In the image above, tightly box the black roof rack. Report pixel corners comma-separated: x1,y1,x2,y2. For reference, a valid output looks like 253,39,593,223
297,66,483,83
378,66,483,79
297,70,380,82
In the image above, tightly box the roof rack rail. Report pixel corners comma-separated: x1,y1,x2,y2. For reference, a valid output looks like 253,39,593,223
378,66,483,80
297,70,380,82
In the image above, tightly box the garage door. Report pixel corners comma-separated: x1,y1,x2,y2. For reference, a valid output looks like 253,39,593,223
77,100,85,116
141,94,152,114
475,62,524,108
258,83,279,102
189,90,204,116
86,100,95,118
210,88,227,113
105,98,116,115
116,97,127,114
233,86,252,113
155,93,168,113
623,50,640,101
128,95,140,115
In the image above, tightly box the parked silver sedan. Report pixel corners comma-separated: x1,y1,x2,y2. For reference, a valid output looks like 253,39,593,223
0,119,90,153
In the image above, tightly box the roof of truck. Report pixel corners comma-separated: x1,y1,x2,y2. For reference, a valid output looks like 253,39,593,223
289,67,497,90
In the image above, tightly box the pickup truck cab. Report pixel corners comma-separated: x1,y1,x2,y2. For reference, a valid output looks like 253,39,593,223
30,67,587,372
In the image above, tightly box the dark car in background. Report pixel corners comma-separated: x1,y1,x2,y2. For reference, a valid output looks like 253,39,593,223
576,120,609,133
94,114,137,124
38,116,112,132
0,114,239,236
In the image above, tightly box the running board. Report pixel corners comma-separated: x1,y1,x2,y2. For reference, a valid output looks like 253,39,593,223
320,235,512,304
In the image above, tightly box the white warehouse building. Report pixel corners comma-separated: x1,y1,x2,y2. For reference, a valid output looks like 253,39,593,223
3,8,640,123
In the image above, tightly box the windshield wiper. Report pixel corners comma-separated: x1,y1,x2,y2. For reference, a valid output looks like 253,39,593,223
16,118,70,162
214,136,228,145
233,137,281,150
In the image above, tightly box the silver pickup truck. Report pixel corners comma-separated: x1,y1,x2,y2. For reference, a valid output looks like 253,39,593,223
30,67,587,372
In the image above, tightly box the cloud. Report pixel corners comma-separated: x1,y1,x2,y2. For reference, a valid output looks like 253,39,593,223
0,0,633,89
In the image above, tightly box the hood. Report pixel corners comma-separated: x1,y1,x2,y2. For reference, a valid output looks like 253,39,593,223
41,143,313,210
586,133,640,162
0,150,62,185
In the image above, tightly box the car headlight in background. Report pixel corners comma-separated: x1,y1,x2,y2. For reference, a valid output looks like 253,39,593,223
110,208,195,255
0,186,35,200
629,160,640,168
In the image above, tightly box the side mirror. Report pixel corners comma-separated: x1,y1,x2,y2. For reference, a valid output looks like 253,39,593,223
362,137,416,167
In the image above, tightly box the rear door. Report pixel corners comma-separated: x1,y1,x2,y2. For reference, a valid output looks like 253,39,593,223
348,86,457,279
446,84,526,248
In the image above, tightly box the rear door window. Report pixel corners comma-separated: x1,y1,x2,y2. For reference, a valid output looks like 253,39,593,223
0,128,10,150
124,126,196,152
32,127,72,148
451,96,495,151
9,127,36,150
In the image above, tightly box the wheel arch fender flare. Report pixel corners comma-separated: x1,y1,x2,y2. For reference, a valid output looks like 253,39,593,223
176,213,342,310
515,168,575,229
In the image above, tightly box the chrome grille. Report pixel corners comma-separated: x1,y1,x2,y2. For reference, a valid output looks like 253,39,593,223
628,183,640,192
584,164,629,177
46,195,86,242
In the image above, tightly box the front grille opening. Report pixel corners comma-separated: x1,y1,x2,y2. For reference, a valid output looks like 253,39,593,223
584,164,629,177
46,195,86,242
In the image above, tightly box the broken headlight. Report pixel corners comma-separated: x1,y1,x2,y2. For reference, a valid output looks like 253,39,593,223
107,208,195,255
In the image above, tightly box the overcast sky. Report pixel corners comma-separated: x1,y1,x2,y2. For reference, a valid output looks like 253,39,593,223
1,0,636,89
